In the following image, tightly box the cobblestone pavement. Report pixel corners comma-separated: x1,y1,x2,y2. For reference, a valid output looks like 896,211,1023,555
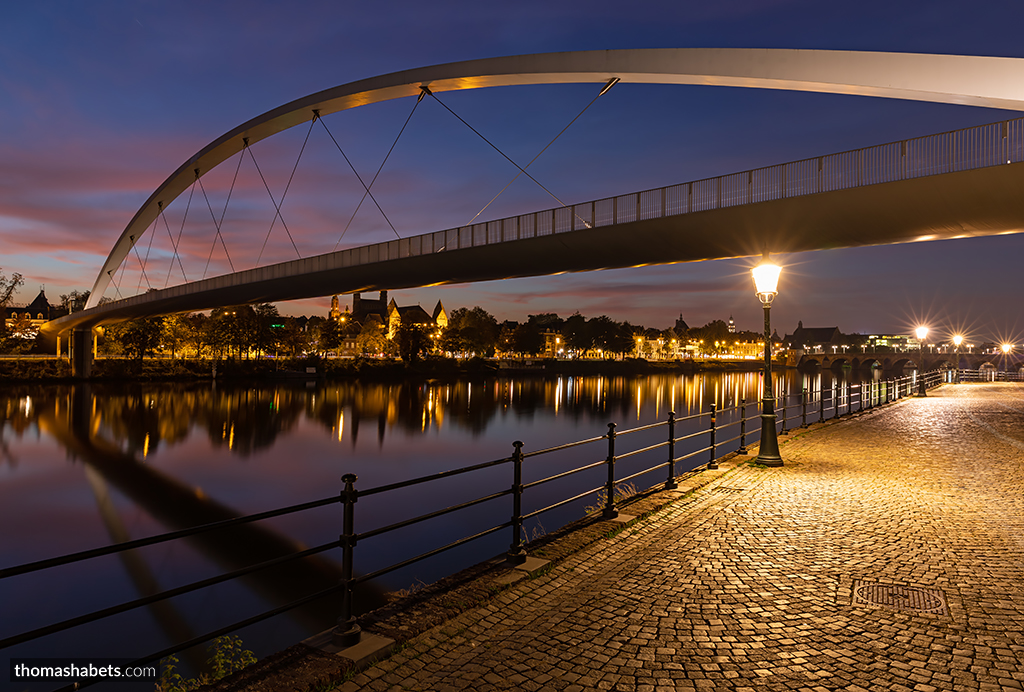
341,383,1024,691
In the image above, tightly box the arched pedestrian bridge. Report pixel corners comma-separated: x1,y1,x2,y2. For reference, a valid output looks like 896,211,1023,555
39,49,1024,372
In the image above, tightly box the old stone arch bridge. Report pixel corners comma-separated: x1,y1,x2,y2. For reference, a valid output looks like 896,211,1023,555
791,351,1024,374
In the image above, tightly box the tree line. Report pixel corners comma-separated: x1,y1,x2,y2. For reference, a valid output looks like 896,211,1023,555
0,272,758,361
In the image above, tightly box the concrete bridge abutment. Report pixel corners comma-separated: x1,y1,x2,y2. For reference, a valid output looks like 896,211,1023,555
71,328,96,379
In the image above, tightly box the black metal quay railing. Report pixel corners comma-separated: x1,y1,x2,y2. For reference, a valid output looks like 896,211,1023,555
774,369,947,431
0,369,952,691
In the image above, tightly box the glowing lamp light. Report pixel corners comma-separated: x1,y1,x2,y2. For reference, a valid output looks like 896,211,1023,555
1002,343,1012,354
953,335,963,347
915,326,929,342
752,258,782,305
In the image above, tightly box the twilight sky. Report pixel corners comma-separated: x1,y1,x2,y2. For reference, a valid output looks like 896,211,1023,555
2,0,1023,344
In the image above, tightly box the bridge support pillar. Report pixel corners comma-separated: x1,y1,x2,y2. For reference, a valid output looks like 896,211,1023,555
71,328,95,379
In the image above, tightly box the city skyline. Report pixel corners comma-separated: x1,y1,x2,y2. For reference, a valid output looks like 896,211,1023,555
2,1,1023,344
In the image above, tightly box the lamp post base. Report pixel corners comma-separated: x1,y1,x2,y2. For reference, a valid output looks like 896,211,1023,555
755,409,783,467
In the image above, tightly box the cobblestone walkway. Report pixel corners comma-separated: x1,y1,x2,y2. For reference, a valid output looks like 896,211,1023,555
342,383,1024,691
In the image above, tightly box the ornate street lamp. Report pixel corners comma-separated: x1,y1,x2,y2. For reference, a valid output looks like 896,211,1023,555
915,326,929,396
953,335,963,383
752,255,783,467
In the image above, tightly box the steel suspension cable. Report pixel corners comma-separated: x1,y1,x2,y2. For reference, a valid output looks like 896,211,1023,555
159,197,190,287
108,265,124,301
246,136,305,264
317,116,402,239
333,95,423,250
252,116,313,264
201,150,244,278
425,87,576,219
466,78,617,227
137,216,158,294
129,231,153,293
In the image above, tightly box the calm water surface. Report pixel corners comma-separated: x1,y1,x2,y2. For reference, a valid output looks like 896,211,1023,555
0,370,861,689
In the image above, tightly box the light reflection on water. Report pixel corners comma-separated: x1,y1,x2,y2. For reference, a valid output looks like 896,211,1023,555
0,369,866,687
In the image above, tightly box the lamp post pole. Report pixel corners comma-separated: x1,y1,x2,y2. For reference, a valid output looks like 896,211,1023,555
915,326,929,396
953,335,963,384
753,256,783,467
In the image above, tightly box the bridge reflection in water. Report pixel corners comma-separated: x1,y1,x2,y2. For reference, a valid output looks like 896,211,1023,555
0,369,940,677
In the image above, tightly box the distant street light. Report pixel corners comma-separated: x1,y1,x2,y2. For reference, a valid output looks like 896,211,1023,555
915,326,929,396
752,255,783,467
953,335,963,384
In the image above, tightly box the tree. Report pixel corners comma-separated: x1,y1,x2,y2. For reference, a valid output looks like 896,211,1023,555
104,316,165,360
0,268,24,343
587,316,620,356
279,317,310,357
162,313,196,359
59,290,90,313
509,322,544,356
611,321,639,357
394,321,428,363
319,318,344,356
443,307,500,357
252,303,281,357
563,312,591,355
355,321,389,356
208,306,257,358
3,314,33,353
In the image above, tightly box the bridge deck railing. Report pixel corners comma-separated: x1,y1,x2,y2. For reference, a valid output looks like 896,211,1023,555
323,117,1024,273
0,370,956,689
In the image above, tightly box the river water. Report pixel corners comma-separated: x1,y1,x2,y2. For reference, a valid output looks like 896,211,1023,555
0,368,869,688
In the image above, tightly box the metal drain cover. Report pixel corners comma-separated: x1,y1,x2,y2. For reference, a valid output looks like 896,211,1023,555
852,580,948,615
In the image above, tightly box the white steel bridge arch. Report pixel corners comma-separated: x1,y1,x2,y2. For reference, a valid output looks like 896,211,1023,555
88,48,1024,310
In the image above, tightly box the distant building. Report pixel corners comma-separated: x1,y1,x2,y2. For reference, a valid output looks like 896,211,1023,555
3,289,67,337
350,291,390,324
783,321,842,352
865,334,916,352
329,291,447,354
387,299,447,338
728,315,736,334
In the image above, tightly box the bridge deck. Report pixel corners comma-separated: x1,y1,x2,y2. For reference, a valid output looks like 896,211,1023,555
221,382,1024,690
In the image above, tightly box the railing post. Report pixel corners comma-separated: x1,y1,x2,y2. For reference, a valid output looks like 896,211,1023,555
707,405,718,469
603,423,618,519
665,412,678,489
833,380,840,419
819,382,825,422
507,441,527,564
333,473,361,648
801,387,808,427
779,394,787,434
738,398,748,454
